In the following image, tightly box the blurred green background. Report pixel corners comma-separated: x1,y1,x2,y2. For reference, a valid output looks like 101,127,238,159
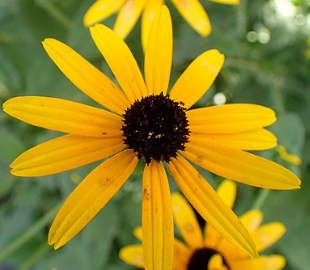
0,0,310,269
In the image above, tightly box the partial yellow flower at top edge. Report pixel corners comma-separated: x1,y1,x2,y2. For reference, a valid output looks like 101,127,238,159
120,180,286,270
83,0,240,50
3,5,300,270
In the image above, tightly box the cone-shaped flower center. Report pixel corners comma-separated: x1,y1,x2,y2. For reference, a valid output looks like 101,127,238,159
122,93,190,164
187,248,230,270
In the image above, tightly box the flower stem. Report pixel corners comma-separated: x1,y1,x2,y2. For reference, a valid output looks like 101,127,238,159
0,202,61,261
35,0,72,29
237,0,247,39
252,189,271,210
17,244,51,270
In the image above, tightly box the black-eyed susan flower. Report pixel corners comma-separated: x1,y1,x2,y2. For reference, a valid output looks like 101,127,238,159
3,5,300,270
84,0,239,49
120,180,287,270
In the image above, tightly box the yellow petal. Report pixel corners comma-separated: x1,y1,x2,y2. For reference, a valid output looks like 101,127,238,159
170,0,211,36
204,223,222,249
90,24,147,103
170,50,224,109
141,0,163,51
142,161,173,270
11,134,125,177
187,104,276,134
277,145,302,166
173,239,192,268
208,0,239,5
230,255,286,270
188,129,277,151
253,222,286,253
119,245,145,268
217,180,237,209
114,0,147,39
48,149,138,249
168,155,257,258
3,96,123,137
208,254,223,270
144,5,172,96
183,141,301,190
172,192,204,249
240,210,264,233
134,226,142,240
83,0,126,27
216,237,242,259
42,38,130,115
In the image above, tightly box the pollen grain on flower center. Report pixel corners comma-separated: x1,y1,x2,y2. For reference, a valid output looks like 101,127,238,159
121,93,190,164
187,248,230,270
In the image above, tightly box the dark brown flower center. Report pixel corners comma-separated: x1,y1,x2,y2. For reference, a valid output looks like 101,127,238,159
187,248,230,270
122,93,190,164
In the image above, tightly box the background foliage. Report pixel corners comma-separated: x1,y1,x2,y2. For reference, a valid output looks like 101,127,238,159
0,0,309,269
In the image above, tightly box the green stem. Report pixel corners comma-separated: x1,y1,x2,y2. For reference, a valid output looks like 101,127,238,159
0,202,61,261
17,244,51,270
237,0,247,39
252,189,271,210
35,0,72,29
270,78,285,116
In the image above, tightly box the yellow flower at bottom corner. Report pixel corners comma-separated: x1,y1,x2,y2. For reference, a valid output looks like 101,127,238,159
83,0,239,50
3,4,300,270
120,180,287,270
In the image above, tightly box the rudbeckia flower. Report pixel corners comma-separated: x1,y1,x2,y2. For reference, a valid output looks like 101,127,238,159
3,5,299,270
120,180,287,270
84,0,239,49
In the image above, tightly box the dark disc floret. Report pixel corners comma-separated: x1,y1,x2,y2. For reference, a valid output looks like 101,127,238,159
187,248,230,270
121,93,190,164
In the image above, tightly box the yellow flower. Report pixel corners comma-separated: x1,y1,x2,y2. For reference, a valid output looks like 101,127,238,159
3,5,299,270
120,180,287,270
83,0,239,49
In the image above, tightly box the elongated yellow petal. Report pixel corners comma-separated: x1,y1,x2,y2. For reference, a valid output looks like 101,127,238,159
114,0,146,39
144,5,172,96
48,150,138,249
90,24,147,103
119,245,145,268
169,155,257,258
141,0,163,51
170,50,224,109
142,161,173,270
253,222,286,253
130,227,191,270
3,96,123,137
240,210,263,233
230,255,286,270
10,135,125,177
208,0,239,4
217,180,237,209
172,193,204,249
170,0,211,36
183,142,301,190
188,129,277,151
187,104,276,134
84,0,126,27
42,38,130,115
